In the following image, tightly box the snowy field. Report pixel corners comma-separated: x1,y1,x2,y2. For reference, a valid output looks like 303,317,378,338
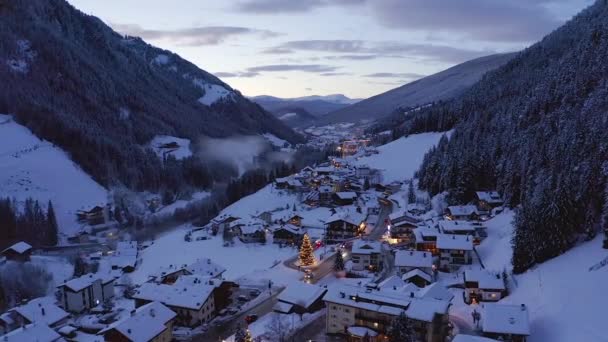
0,114,107,240
353,131,450,183
129,226,299,284
196,83,232,105
149,135,192,160
219,185,299,219
262,133,289,148
472,211,608,342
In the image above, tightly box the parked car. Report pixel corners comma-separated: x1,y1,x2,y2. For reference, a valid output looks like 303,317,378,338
304,272,314,280
245,314,259,324
249,289,261,297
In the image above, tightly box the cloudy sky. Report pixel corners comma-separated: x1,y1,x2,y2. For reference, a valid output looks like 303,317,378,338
68,0,592,99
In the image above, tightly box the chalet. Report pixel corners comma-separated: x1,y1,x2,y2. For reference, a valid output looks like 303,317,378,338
109,241,138,272
210,214,240,234
273,282,327,315
413,226,441,255
325,210,367,244
152,258,226,284
0,323,61,342
77,205,106,225
318,185,334,203
277,212,303,227
274,177,291,189
314,166,336,176
256,211,273,224
436,234,473,270
133,279,216,327
475,191,504,211
233,221,266,243
272,224,304,246
464,270,506,304
377,275,407,291
333,191,358,206
388,212,420,244
1,241,32,262
481,304,530,342
323,284,451,342
438,220,476,235
445,205,479,221
6,297,68,333
351,240,383,271
58,273,115,313
100,301,176,342
402,269,433,287
303,190,321,207
394,250,434,276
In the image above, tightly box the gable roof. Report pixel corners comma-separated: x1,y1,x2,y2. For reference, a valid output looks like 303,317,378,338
394,250,433,268
378,275,407,290
278,282,327,308
335,192,357,200
133,282,214,310
0,323,60,342
475,191,503,204
482,304,530,336
437,234,473,251
351,240,382,255
464,269,505,290
186,258,226,278
402,269,432,283
2,241,32,255
12,297,68,327
447,205,479,216
100,301,176,341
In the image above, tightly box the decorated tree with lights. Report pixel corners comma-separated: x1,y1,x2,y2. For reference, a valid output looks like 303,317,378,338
299,233,315,266
234,324,253,342
333,249,345,272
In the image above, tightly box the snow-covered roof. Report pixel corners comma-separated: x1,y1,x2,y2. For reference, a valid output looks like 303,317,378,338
351,240,382,255
482,304,530,336
186,258,226,278
402,269,432,283
287,179,303,187
2,241,32,255
464,270,505,290
318,185,333,193
476,191,503,204
272,301,293,314
277,282,327,309
12,297,68,327
413,226,441,240
335,191,357,200
60,273,114,292
272,224,302,235
389,210,419,225
394,250,433,268
238,223,265,235
405,298,451,322
453,334,499,342
437,234,473,251
347,326,378,337
133,282,214,310
378,275,407,290
100,301,176,341
447,205,479,216
325,208,366,226
438,220,476,233
416,283,454,301
0,323,60,342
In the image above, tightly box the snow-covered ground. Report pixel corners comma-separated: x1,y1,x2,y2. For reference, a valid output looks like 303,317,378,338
262,133,289,148
0,114,107,239
129,226,298,284
279,112,297,120
352,131,450,183
471,210,608,342
196,83,232,105
219,185,299,219
148,135,192,160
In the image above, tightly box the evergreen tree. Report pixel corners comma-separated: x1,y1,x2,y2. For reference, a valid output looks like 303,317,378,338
407,181,416,204
46,201,58,246
299,234,315,266
387,312,416,342
602,182,608,248
333,249,345,272
363,178,370,191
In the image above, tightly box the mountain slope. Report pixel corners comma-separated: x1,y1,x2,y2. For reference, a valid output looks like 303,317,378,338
0,114,107,239
0,0,302,190
413,0,608,272
251,94,359,117
272,106,318,128
319,53,516,125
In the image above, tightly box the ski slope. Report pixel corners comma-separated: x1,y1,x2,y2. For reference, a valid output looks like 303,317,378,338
475,210,608,342
353,131,450,183
0,115,107,241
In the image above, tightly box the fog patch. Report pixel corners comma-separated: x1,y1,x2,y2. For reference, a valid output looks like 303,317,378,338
198,135,272,176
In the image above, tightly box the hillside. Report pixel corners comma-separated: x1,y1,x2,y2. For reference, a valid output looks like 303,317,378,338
0,115,107,240
0,0,302,191
251,94,359,118
272,106,318,128
413,0,608,272
319,53,516,125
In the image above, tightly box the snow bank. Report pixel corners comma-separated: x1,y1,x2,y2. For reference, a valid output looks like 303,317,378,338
0,114,107,240
149,135,192,160
353,131,450,183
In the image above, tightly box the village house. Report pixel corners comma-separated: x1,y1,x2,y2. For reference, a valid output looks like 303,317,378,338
272,224,304,246
230,220,266,243
351,240,383,271
2,297,68,335
333,191,358,206
76,205,107,226
0,323,61,342
209,214,240,235
323,284,452,342
58,273,115,313
318,185,334,203
444,205,480,221
438,220,487,245
394,250,434,277
273,282,327,315
100,301,176,342
402,269,433,287
464,270,506,304
475,191,504,212
1,241,32,262
255,211,273,224
109,240,138,273
388,211,420,244
437,234,474,270
152,258,226,284
413,226,441,255
133,278,216,327
377,275,407,291
325,209,367,244
277,212,303,227
481,304,530,342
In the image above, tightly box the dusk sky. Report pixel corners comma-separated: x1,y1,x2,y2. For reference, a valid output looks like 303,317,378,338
67,0,592,99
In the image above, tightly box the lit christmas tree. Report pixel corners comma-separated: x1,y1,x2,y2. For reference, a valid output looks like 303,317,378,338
299,233,315,266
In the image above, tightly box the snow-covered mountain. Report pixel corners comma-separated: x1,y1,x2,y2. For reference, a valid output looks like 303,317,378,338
0,0,302,191
0,115,107,240
318,53,516,125
251,94,361,121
